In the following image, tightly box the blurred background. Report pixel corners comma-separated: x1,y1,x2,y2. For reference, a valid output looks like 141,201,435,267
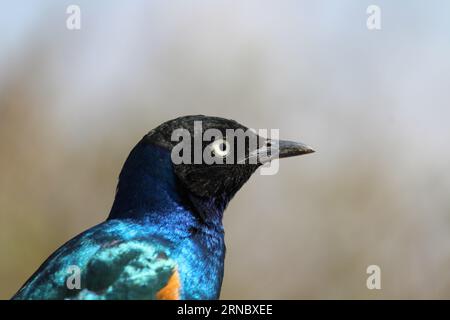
1,0,450,299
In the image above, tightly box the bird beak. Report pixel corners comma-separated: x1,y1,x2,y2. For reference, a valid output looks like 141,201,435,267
276,139,315,159
257,139,315,164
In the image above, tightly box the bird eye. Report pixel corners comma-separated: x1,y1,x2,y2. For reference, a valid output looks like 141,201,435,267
210,139,230,158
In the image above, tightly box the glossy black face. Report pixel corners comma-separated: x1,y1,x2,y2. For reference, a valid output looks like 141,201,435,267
144,115,262,199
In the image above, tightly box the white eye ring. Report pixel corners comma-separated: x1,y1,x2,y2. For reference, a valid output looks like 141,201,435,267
210,139,230,158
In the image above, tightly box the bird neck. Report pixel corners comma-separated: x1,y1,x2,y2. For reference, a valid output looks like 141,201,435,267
108,141,226,228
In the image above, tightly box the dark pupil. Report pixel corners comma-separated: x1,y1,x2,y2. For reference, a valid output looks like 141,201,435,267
219,142,226,151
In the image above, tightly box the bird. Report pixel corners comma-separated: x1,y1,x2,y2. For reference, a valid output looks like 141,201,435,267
12,115,314,300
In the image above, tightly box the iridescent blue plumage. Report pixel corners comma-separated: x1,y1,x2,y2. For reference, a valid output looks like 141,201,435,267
14,142,225,300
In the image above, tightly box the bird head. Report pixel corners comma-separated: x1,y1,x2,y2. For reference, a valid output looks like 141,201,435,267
110,115,314,224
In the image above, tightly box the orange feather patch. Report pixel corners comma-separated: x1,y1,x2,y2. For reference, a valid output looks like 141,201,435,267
156,269,180,300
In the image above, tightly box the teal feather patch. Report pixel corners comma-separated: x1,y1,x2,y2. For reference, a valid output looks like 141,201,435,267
74,241,176,300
